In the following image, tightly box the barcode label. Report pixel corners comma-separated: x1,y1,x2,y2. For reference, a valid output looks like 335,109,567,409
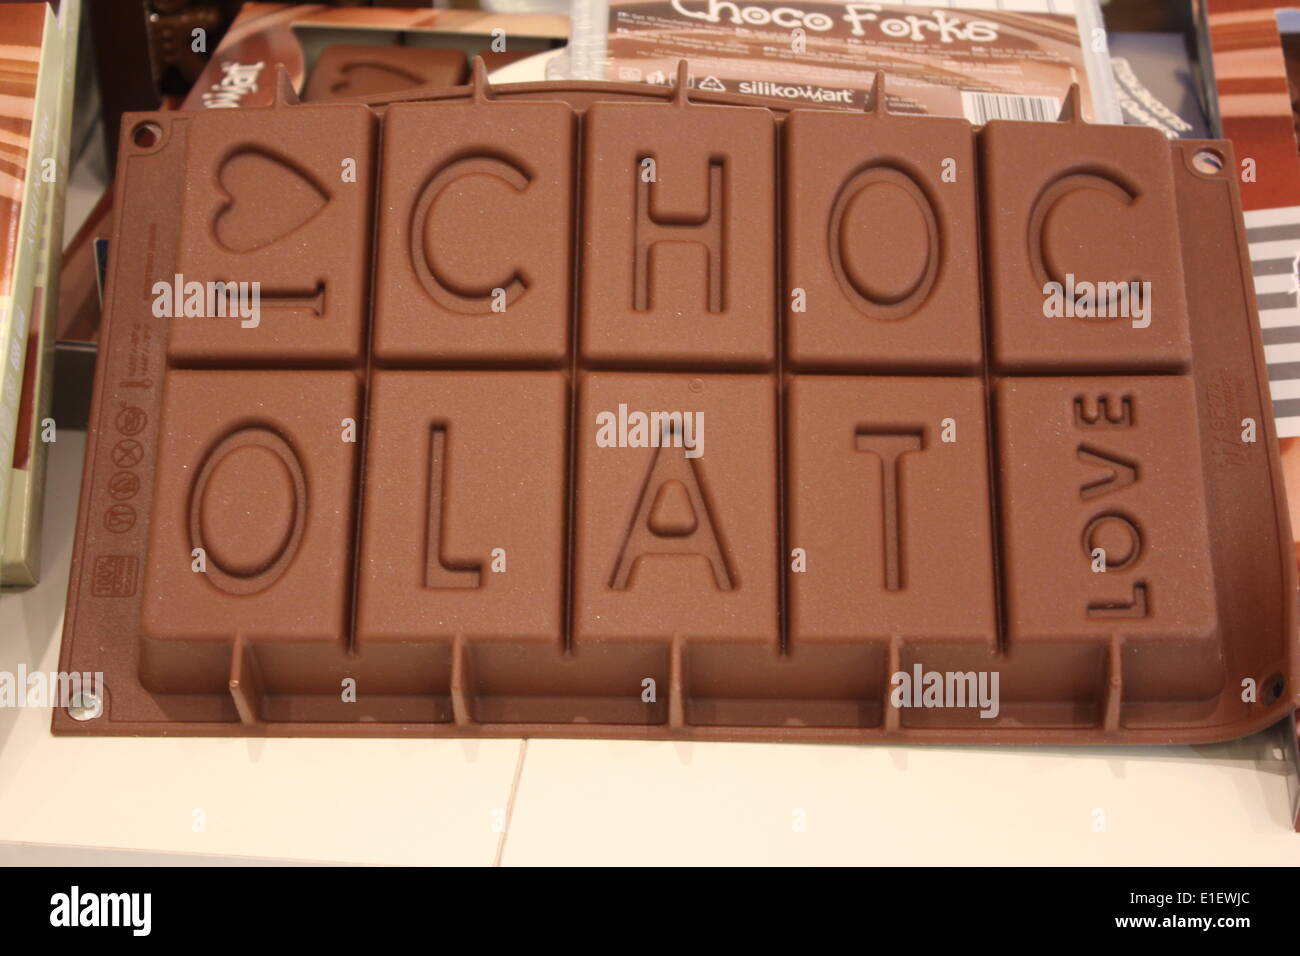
960,91,1061,124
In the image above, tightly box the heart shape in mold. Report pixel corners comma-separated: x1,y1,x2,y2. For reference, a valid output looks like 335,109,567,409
213,149,328,253
330,61,423,96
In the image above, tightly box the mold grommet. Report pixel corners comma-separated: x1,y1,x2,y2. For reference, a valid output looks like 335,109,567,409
1191,148,1225,176
67,688,104,722
131,121,162,150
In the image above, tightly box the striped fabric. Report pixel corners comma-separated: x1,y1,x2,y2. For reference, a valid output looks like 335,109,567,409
1246,206,1300,434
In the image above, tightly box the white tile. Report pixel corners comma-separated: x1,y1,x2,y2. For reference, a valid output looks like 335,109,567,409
501,736,1299,865
0,435,522,866
0,640,523,864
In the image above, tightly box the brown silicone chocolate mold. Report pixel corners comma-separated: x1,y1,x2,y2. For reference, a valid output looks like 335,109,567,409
54,64,1298,743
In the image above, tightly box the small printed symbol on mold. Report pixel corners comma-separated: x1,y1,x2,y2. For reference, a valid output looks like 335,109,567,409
153,274,263,329
1042,273,1152,329
108,471,140,502
115,403,147,436
91,555,139,597
111,439,144,469
103,504,137,534
889,665,1000,718
595,405,704,459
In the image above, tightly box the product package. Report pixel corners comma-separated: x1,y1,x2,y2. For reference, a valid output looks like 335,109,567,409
1108,31,1209,139
0,0,80,588
556,0,1121,124
181,1,568,111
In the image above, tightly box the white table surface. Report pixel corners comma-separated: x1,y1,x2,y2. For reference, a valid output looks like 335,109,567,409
1,431,1298,865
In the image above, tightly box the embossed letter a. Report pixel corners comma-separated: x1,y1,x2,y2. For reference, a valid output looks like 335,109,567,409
609,442,733,590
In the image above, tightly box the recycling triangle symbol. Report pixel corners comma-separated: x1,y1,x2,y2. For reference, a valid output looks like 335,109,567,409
699,75,726,92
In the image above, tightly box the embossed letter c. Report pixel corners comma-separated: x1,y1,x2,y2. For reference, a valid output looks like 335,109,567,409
410,156,531,314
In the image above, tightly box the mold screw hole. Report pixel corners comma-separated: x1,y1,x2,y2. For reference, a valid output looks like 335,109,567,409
67,689,103,722
131,122,162,150
1262,674,1285,706
1192,148,1224,175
